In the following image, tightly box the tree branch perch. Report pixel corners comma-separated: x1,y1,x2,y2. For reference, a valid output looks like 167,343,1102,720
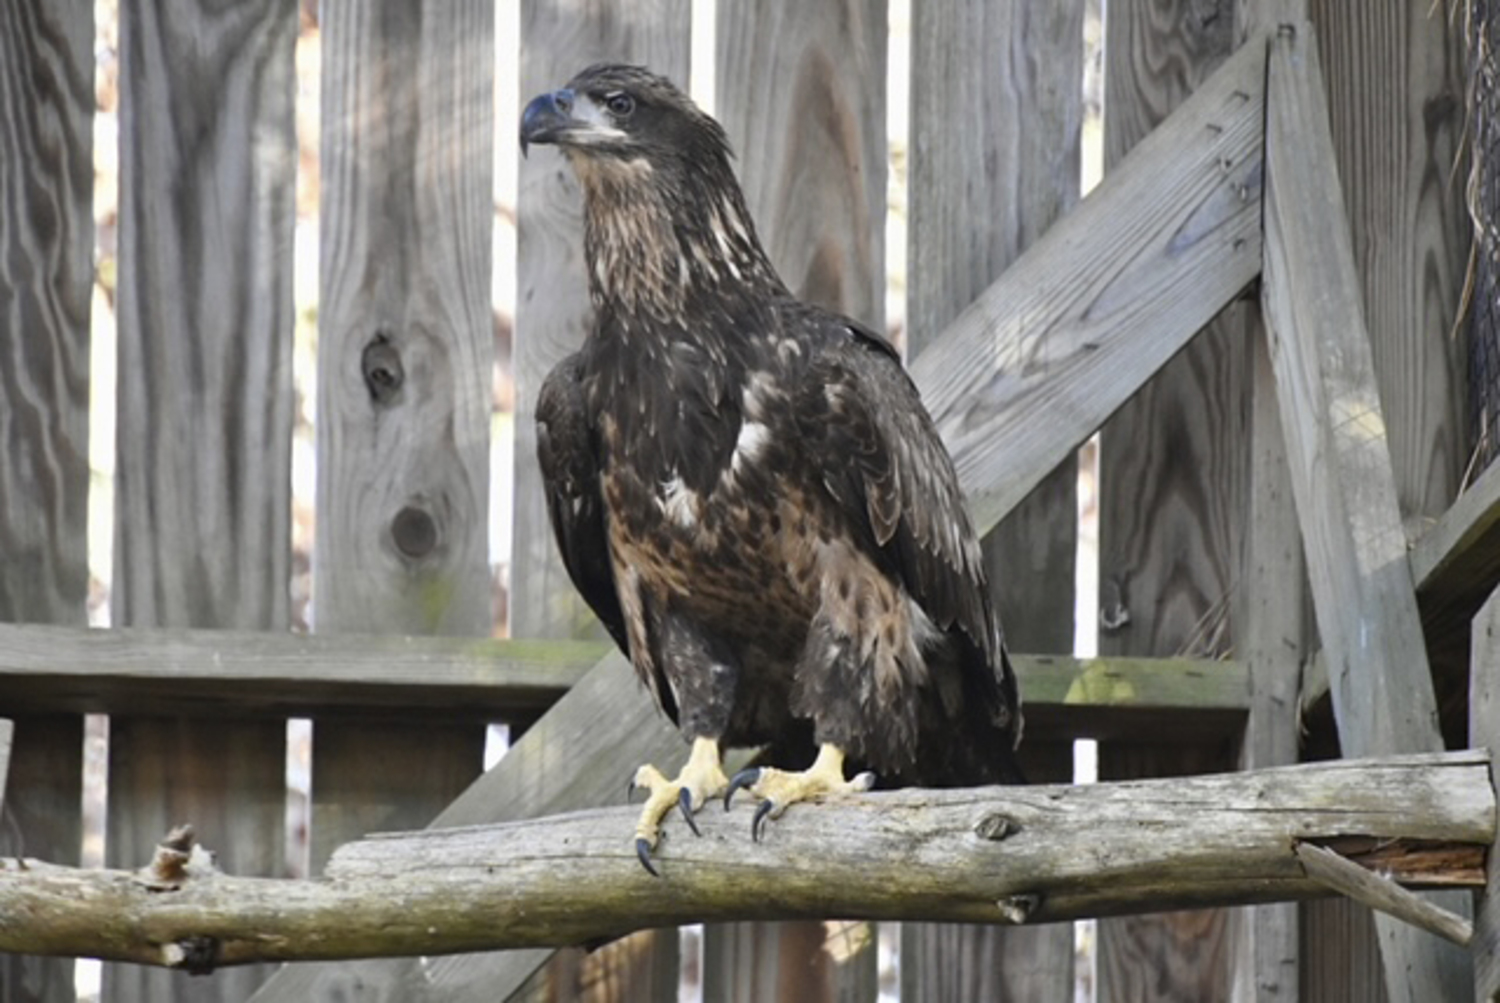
0,752,1489,970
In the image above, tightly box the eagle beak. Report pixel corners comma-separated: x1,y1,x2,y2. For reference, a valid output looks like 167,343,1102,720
520,88,576,158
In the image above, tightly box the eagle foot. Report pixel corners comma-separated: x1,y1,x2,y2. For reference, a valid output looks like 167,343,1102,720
629,736,727,876
724,743,875,841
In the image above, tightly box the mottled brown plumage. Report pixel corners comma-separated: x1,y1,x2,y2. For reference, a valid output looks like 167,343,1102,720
522,65,1022,867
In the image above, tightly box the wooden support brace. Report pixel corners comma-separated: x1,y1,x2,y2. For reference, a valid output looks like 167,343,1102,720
1294,843,1473,948
1261,19,1472,1002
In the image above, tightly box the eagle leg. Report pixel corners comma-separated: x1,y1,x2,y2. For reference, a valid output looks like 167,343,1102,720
724,743,875,841
629,735,728,876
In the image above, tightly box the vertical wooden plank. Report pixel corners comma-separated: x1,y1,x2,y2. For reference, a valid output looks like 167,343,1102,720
511,0,691,643
1230,324,1304,1003
106,3,297,1002
1472,589,1500,1001
705,5,884,999
0,2,92,1001
1095,1,1244,1000
1229,11,1305,1003
1305,0,1467,527
1261,22,1470,1002
313,0,492,874
901,1,1082,999
510,3,691,1001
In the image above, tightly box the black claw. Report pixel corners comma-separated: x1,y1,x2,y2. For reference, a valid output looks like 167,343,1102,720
636,837,660,877
751,799,775,842
725,768,762,810
678,788,701,836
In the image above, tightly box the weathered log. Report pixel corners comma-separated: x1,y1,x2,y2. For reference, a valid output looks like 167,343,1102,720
0,752,1488,970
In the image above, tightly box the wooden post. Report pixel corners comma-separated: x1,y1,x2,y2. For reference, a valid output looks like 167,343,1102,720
901,1,1082,999
1261,20,1471,1002
1473,588,1500,1000
701,5,886,998
0,3,92,1001
105,1,297,1002
1095,2,1247,1000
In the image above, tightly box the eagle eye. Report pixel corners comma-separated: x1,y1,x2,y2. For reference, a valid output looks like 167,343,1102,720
604,91,635,117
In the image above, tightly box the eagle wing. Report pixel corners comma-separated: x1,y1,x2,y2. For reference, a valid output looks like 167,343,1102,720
535,351,629,653
795,314,1022,753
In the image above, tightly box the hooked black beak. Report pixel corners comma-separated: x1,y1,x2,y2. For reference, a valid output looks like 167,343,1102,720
520,88,576,157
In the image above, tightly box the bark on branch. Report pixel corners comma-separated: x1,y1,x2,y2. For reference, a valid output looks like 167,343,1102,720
0,752,1489,970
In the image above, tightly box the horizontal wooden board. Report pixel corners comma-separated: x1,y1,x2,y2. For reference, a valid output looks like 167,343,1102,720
0,624,601,719
0,624,1245,734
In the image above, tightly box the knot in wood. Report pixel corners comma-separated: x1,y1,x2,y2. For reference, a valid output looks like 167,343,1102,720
361,333,404,403
171,935,221,975
974,813,1019,841
392,505,439,559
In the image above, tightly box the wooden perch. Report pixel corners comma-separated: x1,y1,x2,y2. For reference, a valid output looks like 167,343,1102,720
0,752,1488,970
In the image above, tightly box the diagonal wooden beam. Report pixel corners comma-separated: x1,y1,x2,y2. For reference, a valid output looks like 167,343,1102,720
249,36,1269,1003
914,36,1265,537
1260,20,1471,1001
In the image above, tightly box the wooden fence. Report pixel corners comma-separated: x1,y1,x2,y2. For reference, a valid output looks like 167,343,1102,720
0,1,1475,1002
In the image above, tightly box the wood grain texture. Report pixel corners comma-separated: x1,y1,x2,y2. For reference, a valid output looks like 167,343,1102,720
107,2,297,1001
1471,589,1500,1000
0,2,92,1001
507,6,691,1000
710,6,885,995
510,0,691,642
1229,322,1306,1003
0,623,602,718
3,752,1490,966
1262,23,1470,1003
1306,0,1467,527
0,631,1251,733
1096,3,1242,1000
310,0,494,943
903,2,1082,996
715,0,886,327
907,36,1265,538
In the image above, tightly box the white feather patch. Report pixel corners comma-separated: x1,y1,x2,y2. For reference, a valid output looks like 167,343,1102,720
730,421,771,475
658,475,701,529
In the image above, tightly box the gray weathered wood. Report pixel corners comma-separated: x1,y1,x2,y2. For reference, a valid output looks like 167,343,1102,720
0,623,601,717
1,752,1490,967
1294,844,1472,948
1306,0,1468,529
908,35,1265,539
0,630,1252,733
0,1,93,1000
902,2,1082,995
310,0,493,894
1096,4,1242,1000
0,720,11,814
107,2,297,1001
1473,588,1500,1000
1230,316,1306,1003
1261,21,1471,1003
708,5,886,997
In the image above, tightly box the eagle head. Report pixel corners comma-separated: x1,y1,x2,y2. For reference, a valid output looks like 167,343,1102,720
520,64,730,170
520,63,782,317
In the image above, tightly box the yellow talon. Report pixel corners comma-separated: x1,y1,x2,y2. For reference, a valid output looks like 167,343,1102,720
631,736,728,874
725,744,875,840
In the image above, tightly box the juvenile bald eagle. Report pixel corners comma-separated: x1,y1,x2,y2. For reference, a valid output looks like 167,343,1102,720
521,64,1022,874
